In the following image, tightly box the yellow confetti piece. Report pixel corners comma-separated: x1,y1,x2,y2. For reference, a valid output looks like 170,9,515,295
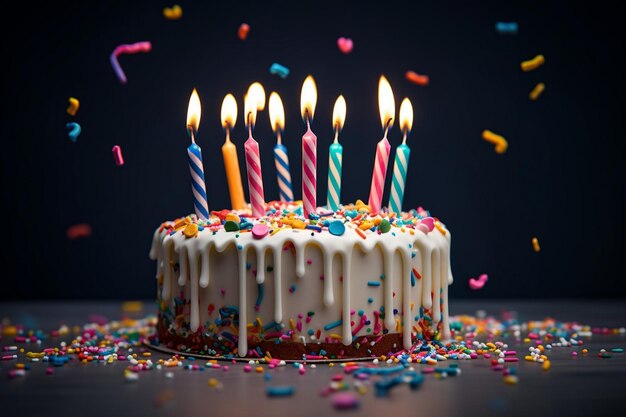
532,237,541,252
163,4,183,20
482,130,508,154
529,82,545,100
66,97,80,116
520,54,545,72
122,301,144,313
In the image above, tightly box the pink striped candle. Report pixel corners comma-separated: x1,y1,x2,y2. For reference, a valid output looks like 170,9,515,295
367,137,391,214
368,75,395,214
245,135,265,218
244,82,267,218
302,121,317,217
300,76,318,218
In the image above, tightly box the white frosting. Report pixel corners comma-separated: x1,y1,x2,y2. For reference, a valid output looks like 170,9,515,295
151,214,453,357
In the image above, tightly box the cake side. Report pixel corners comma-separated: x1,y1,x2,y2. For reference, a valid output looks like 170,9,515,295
150,202,453,359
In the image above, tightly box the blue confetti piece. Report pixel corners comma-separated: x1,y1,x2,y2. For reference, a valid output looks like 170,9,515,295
269,62,290,79
66,122,81,142
495,22,518,34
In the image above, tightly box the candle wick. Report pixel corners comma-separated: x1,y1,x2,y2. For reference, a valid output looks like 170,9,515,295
305,111,311,131
247,112,253,137
402,130,408,145
188,125,197,144
276,130,282,145
383,118,393,139
333,125,339,144
225,125,232,143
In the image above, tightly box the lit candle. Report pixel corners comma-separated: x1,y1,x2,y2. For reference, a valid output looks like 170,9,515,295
269,92,293,202
300,75,318,218
244,82,267,218
368,76,395,214
220,94,246,210
388,98,413,215
185,88,209,220
327,95,346,212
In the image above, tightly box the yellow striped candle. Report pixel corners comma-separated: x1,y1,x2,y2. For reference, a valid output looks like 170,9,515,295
327,95,346,211
388,98,413,215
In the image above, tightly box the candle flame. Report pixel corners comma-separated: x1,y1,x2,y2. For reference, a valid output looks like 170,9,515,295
378,75,395,130
269,92,285,133
399,98,413,134
244,82,266,128
300,75,317,122
332,95,346,131
221,94,237,130
186,88,201,135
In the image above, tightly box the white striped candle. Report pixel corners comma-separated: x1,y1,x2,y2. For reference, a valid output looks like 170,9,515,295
388,98,414,215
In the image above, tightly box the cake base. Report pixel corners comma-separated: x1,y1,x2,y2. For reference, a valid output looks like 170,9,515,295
154,321,416,362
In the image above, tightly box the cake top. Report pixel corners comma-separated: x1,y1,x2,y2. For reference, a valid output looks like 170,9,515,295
157,200,447,240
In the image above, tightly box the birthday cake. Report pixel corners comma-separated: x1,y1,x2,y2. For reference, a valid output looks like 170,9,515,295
150,200,453,360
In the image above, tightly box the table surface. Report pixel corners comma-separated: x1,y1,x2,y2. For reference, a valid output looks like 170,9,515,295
1,300,625,417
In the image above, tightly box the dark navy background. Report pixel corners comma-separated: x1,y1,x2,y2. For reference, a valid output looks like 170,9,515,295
2,1,624,300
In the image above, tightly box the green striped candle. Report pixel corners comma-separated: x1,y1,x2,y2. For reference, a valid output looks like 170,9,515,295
388,98,413,215
327,95,346,211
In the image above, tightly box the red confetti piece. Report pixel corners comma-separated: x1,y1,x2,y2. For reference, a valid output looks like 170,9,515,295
405,70,429,86
66,223,92,240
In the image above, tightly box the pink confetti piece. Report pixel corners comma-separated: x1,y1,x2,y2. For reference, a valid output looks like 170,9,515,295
110,41,152,84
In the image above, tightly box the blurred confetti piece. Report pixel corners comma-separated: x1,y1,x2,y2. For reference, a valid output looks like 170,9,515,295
112,145,125,166
520,54,545,72
66,97,80,116
482,130,508,154
532,237,541,252
469,274,488,290
66,122,81,142
66,223,92,240
163,5,182,20
495,22,518,34
337,37,353,54
269,62,290,79
122,301,144,313
153,389,175,408
529,83,545,101
405,70,429,86
110,41,152,84
238,23,250,40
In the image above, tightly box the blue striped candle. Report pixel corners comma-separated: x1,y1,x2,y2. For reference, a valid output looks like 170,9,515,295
327,142,343,211
269,92,293,203
388,143,410,215
186,89,209,220
187,141,209,220
274,142,294,202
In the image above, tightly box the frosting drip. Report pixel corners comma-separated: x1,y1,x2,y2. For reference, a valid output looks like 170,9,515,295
150,201,453,357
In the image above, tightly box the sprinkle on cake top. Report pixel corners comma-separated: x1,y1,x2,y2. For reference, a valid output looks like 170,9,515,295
159,200,446,239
